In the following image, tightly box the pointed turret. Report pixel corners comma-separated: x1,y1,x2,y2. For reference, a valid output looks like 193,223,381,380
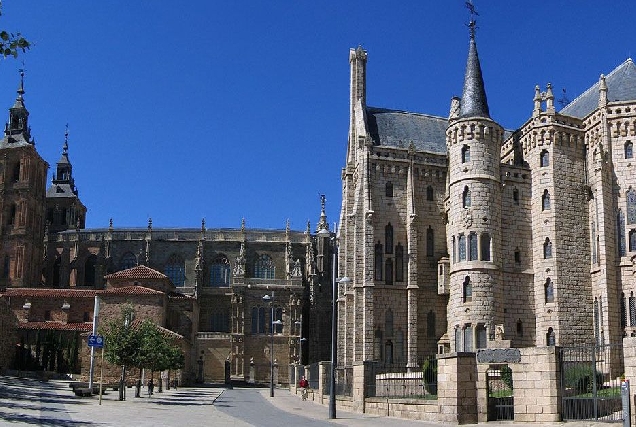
458,34,490,119
4,69,31,142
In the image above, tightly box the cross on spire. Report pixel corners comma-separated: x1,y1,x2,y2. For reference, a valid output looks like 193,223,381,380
465,1,479,39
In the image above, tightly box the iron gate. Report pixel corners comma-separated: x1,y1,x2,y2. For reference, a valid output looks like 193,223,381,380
486,365,514,421
560,344,624,422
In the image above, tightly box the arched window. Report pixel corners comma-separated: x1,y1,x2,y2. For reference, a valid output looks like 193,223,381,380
476,324,487,349
84,254,97,286
480,233,491,261
427,310,436,337
454,327,462,352
462,186,471,208
374,242,383,281
385,182,393,197
210,255,231,287
544,238,552,259
628,188,636,224
516,319,523,337
542,189,551,211
395,243,404,282
618,210,626,256
385,258,393,285
629,230,636,252
463,276,472,302
426,226,434,257
461,145,470,163
513,188,519,205
251,307,266,334
165,254,186,286
254,254,275,279
626,141,633,159
426,186,434,201
385,223,393,254
468,232,478,260
540,149,549,167
514,248,521,264
546,328,555,346
544,278,554,303
119,252,137,270
458,234,466,261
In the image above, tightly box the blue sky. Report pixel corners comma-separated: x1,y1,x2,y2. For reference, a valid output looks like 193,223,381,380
0,1,635,230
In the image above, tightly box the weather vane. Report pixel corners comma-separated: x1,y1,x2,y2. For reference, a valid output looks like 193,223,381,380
465,1,479,38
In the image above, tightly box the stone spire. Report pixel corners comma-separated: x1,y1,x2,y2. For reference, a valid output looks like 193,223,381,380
459,3,490,120
5,68,31,140
316,194,330,234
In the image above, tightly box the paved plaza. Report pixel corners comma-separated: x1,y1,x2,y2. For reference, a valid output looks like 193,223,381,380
0,376,616,426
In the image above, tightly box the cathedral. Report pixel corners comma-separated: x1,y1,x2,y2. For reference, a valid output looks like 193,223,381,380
337,23,636,370
0,70,336,384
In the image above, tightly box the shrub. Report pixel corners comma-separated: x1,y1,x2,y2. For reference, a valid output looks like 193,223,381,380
563,363,604,394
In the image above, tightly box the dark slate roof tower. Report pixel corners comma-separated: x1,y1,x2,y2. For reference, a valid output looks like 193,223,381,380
458,27,490,119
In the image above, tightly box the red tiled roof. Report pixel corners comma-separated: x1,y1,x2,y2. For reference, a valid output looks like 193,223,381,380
98,286,164,296
2,288,96,298
17,321,93,332
104,265,168,280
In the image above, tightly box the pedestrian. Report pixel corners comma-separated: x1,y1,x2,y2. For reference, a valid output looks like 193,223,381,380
148,378,154,396
298,376,309,401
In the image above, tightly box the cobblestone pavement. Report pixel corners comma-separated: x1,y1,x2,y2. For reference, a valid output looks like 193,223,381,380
0,376,620,426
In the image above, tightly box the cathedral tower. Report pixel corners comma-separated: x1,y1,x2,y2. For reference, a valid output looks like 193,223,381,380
0,71,48,287
446,26,505,351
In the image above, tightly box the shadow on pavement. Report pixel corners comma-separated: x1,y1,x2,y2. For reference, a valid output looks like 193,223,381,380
0,410,99,427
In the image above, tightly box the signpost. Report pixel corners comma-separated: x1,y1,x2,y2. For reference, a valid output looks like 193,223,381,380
88,334,105,403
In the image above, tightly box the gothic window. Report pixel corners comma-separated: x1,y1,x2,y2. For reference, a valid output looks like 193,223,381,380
1,255,8,279
463,324,473,352
544,238,552,259
461,145,470,163
542,189,551,211
468,232,478,260
210,255,231,287
618,210,627,256
165,254,186,286
84,254,97,286
385,258,393,285
626,141,633,159
395,243,404,282
630,230,636,252
621,292,627,330
628,188,636,224
513,188,519,205
254,254,275,279
454,327,462,352
251,307,266,334
385,182,393,197
374,242,383,281
426,186,434,201
462,186,471,208
385,223,393,254
12,161,19,182
630,292,636,327
480,233,491,261
426,226,434,257
385,340,394,364
545,278,554,303
540,149,549,167
427,310,436,337
458,234,466,261
476,324,487,349
463,276,472,302
546,328,555,346
119,252,137,270
516,319,523,337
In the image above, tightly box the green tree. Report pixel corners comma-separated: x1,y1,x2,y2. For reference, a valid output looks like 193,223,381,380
0,1,30,58
100,304,139,401
137,320,184,393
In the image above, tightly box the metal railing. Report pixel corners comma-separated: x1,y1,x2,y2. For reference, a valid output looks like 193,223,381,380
365,357,438,399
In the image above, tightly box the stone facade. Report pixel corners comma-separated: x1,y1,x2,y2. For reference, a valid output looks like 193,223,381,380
338,27,636,371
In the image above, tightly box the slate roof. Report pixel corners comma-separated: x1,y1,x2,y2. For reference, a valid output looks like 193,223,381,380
46,183,78,198
561,58,636,118
104,265,168,280
366,107,447,154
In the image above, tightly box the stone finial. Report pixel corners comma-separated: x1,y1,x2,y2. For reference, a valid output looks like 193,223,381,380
317,194,329,233
599,74,608,107
533,85,542,116
449,96,461,120
241,217,246,232
147,217,152,231
305,220,310,234
546,83,555,114
285,218,290,234
108,218,113,231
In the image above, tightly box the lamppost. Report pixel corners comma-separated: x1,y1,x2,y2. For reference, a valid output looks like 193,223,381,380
295,318,306,365
263,293,283,397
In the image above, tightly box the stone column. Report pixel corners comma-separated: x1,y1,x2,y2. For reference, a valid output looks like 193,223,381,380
318,361,330,404
437,353,478,424
515,346,561,422
623,337,636,427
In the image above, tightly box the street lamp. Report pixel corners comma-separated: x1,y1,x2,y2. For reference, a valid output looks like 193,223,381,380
295,318,307,365
263,293,283,398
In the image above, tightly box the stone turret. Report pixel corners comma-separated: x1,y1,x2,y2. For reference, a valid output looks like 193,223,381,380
446,28,504,351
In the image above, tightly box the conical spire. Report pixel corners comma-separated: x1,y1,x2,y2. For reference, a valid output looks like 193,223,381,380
316,194,330,234
459,35,490,119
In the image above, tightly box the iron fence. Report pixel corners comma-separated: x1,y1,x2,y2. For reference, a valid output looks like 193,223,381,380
335,366,353,396
365,356,438,399
307,362,319,390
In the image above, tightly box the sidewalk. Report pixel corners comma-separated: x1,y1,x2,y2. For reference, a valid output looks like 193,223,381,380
259,387,617,427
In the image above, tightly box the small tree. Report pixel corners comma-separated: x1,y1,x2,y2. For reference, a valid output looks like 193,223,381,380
0,1,30,58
